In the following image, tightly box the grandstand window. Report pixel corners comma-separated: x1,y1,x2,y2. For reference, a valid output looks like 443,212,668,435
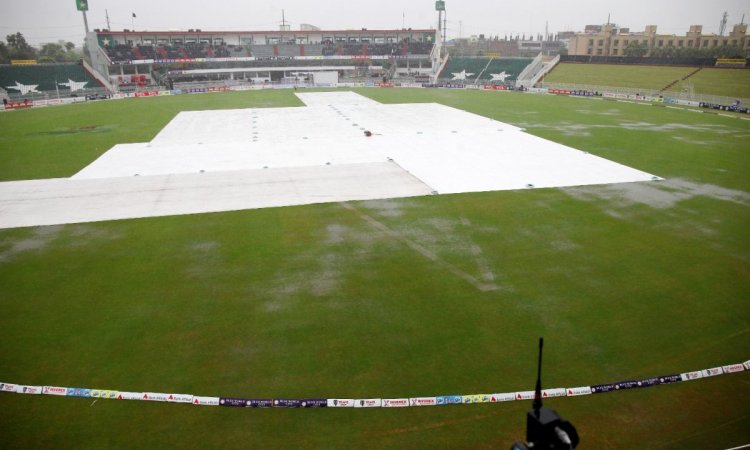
612,48,618,55
374,36,385,43
596,48,603,55
623,39,629,46
173,39,183,44
587,48,592,55
667,40,673,46
158,39,169,45
658,40,663,47
387,36,397,43
732,40,738,46
704,39,709,46
335,36,346,43
214,38,224,45
144,39,153,45
614,39,619,46
241,37,253,45
678,40,683,47
687,40,693,47
713,40,718,46
723,40,728,46
597,39,604,46
199,39,210,44
588,39,594,46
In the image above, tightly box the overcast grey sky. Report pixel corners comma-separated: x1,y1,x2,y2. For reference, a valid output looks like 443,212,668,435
3,0,748,45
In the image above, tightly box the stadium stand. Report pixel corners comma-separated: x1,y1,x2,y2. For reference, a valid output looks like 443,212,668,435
86,29,438,90
438,57,532,82
0,63,100,95
104,43,253,63
249,45,276,58
101,39,432,63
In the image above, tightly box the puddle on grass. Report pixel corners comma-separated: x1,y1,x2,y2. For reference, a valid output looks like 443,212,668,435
30,125,114,136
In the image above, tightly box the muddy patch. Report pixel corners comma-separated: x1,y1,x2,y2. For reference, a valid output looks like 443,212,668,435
30,125,114,136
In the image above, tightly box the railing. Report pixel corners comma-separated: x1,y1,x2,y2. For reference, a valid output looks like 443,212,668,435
527,54,560,88
81,58,115,93
432,54,450,84
515,52,543,85
539,81,750,106
474,57,494,84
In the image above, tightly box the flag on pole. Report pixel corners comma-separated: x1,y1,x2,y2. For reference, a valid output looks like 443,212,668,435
132,12,136,18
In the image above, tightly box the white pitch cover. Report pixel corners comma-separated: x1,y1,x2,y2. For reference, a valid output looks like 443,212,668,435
0,92,659,229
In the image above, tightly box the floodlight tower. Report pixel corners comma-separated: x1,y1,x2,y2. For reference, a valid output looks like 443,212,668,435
436,1,446,53
76,0,90,33
719,11,728,36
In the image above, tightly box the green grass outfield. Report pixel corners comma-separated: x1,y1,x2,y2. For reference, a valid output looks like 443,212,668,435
545,63,750,98
1,89,749,449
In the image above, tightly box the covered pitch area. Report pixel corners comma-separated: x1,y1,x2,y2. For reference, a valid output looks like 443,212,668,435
0,92,657,229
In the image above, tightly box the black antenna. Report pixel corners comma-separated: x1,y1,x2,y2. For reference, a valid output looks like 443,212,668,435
514,337,579,450
533,337,544,413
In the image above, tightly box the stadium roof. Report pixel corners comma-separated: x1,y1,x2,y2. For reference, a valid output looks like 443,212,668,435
95,29,435,36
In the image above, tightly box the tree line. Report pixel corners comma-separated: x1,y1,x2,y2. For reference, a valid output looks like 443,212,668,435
0,32,84,64
623,40,746,58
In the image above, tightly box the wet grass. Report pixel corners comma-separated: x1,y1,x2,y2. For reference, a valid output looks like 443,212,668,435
0,88,749,449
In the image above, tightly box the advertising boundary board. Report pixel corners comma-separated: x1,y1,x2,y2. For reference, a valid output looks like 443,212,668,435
0,358,746,410
5,83,748,121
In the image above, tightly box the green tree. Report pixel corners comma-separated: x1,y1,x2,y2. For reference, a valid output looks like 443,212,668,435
6,32,37,60
64,41,75,52
39,42,67,62
0,41,9,64
624,41,648,57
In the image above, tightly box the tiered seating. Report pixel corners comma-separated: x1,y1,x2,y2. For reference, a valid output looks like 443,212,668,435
0,63,98,93
250,45,276,58
105,44,136,62
439,57,488,80
439,57,532,82
104,43,251,62
137,45,156,60
276,44,301,57
183,43,208,58
368,43,405,56
479,58,532,81
100,40,431,63
406,42,434,55
304,44,324,56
